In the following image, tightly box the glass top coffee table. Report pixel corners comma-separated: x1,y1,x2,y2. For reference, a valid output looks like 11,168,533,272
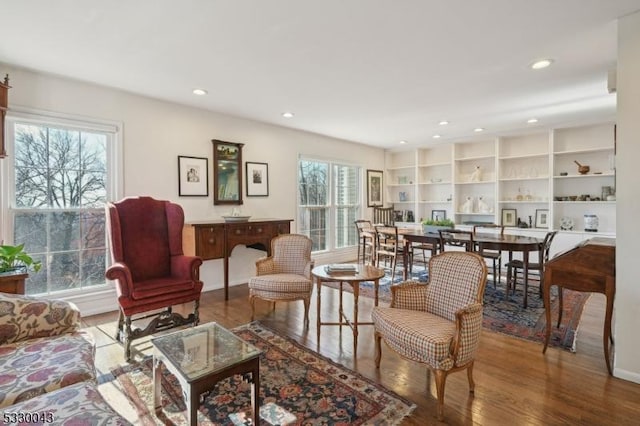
152,322,261,426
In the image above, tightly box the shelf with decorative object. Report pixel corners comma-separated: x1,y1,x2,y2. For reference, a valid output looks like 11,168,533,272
499,200,549,204
553,201,616,205
419,200,452,204
499,176,549,182
553,172,615,179
382,122,615,234
418,181,452,185
498,153,548,160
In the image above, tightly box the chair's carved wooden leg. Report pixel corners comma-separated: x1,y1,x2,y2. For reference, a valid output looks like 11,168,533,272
124,315,133,361
193,299,200,326
115,310,124,341
557,287,564,328
434,369,448,421
467,361,475,393
249,295,256,321
374,332,382,367
303,298,310,326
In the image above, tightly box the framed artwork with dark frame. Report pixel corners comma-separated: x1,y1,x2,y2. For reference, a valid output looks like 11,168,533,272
431,209,447,221
502,208,517,227
535,209,549,228
212,139,244,205
366,169,384,207
246,161,269,196
178,156,209,196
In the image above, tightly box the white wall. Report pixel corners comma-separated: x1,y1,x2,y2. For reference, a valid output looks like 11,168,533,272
614,11,640,383
0,64,385,314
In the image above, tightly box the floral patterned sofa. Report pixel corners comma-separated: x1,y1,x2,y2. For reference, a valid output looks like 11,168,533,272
0,292,130,424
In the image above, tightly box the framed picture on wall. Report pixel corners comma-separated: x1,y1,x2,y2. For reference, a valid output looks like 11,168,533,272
246,161,269,196
535,209,549,228
367,169,383,207
178,156,209,196
501,208,517,227
431,210,447,221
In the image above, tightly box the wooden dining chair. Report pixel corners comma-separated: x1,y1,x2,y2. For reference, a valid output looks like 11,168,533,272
354,219,374,264
374,225,404,283
409,240,437,272
504,231,558,306
373,206,395,226
473,224,504,287
438,229,474,252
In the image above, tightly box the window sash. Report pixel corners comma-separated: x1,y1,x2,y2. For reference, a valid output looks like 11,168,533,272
2,113,121,296
298,157,360,253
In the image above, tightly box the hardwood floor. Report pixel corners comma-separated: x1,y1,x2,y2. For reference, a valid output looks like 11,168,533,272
84,284,640,425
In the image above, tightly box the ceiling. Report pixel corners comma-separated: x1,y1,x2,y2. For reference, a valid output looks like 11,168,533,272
2,0,640,150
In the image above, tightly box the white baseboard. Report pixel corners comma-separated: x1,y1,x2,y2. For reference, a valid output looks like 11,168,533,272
613,366,640,384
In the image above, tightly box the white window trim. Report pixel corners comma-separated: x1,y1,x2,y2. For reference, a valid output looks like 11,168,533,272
0,106,123,315
297,154,362,261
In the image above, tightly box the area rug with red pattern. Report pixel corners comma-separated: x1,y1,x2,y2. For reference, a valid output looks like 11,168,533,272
322,265,589,352
110,322,415,425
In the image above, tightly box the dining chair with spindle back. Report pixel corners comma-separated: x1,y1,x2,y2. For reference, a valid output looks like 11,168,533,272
438,229,475,252
504,230,558,307
354,219,374,264
473,224,504,287
373,206,395,226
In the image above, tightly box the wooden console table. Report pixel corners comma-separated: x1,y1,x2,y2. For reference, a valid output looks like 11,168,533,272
183,218,293,300
543,237,615,375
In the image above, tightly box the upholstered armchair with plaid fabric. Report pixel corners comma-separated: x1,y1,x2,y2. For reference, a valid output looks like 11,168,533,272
371,251,487,421
248,234,314,325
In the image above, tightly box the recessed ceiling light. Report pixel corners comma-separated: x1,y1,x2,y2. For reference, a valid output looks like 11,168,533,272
474,128,484,132
399,140,407,144
282,112,294,118
192,88,208,96
527,118,539,124
433,134,441,139
530,59,553,70
438,120,449,126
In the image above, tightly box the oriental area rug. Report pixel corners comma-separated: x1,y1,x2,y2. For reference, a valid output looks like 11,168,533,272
323,264,589,352
110,322,415,425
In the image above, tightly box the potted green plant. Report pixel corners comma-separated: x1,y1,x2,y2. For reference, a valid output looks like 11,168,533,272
421,218,455,234
0,244,42,274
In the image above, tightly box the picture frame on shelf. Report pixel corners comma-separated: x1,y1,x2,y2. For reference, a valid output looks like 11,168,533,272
501,208,517,227
245,161,269,196
367,169,384,207
535,209,549,229
431,210,447,222
178,156,209,197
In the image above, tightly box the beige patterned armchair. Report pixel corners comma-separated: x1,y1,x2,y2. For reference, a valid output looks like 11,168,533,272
248,234,314,325
371,251,487,421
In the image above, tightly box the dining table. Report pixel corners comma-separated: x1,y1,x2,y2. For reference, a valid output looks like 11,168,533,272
399,229,543,308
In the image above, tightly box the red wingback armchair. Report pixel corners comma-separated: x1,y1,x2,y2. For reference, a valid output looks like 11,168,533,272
105,196,203,360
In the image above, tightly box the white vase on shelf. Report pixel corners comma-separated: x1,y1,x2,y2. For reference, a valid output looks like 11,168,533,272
477,196,490,213
461,196,474,213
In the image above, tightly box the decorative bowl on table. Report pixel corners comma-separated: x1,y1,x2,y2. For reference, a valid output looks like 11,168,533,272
221,215,251,222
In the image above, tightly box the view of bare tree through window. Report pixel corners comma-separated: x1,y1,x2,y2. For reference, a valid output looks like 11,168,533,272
12,123,108,294
298,159,359,252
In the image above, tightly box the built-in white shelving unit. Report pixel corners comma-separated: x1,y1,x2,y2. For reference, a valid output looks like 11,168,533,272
383,122,615,235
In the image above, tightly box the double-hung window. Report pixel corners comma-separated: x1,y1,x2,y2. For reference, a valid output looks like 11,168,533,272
298,157,360,253
1,113,120,295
